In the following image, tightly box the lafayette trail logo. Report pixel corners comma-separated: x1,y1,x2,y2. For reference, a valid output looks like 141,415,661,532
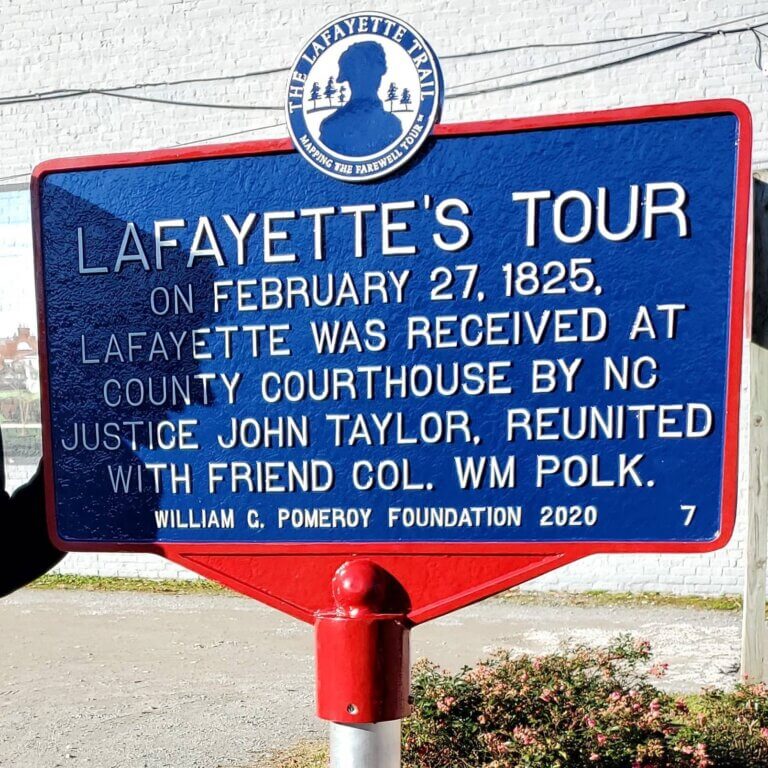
286,12,443,181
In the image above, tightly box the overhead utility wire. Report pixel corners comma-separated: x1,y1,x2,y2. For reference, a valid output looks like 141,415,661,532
448,29,716,94
0,27,726,103
0,12,765,110
0,118,290,180
0,172,31,183
0,12,765,177
3,20,763,113
0,27,735,104
446,11,768,61
753,26,768,71
448,35,708,99
448,16,768,99
87,89,282,111
442,8,768,58
132,27,752,139
173,119,287,146
0,29,704,103
34,20,768,156
449,13,768,92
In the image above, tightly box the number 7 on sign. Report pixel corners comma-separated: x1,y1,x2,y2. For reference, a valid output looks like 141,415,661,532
681,505,697,526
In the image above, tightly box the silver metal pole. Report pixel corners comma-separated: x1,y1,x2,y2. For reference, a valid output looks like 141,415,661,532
329,720,401,768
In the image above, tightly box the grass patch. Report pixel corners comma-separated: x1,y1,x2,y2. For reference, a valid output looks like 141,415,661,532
29,573,229,595
257,742,327,768
29,575,749,613
499,588,744,612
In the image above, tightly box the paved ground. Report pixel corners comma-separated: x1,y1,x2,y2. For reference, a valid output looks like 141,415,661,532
0,589,748,768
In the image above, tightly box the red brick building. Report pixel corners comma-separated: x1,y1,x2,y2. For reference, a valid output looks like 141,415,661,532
0,326,38,366
0,326,40,422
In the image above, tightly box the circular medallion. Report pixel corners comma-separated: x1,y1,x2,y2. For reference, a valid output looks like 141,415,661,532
286,12,443,182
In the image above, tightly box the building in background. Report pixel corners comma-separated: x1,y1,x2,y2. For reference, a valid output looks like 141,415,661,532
0,325,41,424
1,0,766,593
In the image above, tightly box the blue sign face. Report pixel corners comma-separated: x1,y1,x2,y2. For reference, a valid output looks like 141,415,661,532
286,12,442,181
35,107,746,548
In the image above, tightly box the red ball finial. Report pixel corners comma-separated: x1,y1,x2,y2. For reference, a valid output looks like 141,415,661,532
332,559,389,616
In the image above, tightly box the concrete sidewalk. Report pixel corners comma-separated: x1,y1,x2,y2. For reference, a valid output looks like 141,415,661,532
0,589,746,768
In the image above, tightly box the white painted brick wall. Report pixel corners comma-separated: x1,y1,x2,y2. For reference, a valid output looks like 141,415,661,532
3,0,765,594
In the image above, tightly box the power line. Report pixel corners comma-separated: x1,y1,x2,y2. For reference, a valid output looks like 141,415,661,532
450,15,768,93
3,21,761,114
444,9,768,58
0,27,727,106
168,22,751,141
448,34,708,100
450,32,702,94
753,27,768,71
0,172,30,183
0,86,281,111
444,17,768,59
447,9,768,98
88,89,282,111
0,28,705,105
173,119,287,146
450,34,689,93
0,12,765,110
0,120,289,181
0,10,765,178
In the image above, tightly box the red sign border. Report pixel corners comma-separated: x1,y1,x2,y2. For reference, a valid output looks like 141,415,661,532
32,98,752,566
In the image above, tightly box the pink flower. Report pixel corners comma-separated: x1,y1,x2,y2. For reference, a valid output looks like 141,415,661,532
482,733,510,756
597,734,607,746
512,726,537,746
436,696,455,713
634,639,652,655
589,753,600,762
693,743,711,768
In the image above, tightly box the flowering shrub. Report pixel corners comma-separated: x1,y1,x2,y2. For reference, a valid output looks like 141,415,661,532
676,684,768,768
402,635,768,768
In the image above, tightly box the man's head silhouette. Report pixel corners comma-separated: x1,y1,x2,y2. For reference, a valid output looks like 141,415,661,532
336,41,388,99
319,39,402,155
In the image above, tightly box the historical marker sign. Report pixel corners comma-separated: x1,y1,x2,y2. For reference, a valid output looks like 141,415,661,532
33,100,750,621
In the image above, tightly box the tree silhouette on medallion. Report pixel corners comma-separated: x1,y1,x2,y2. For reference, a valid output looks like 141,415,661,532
386,82,398,111
324,77,337,108
309,82,321,110
319,41,402,155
